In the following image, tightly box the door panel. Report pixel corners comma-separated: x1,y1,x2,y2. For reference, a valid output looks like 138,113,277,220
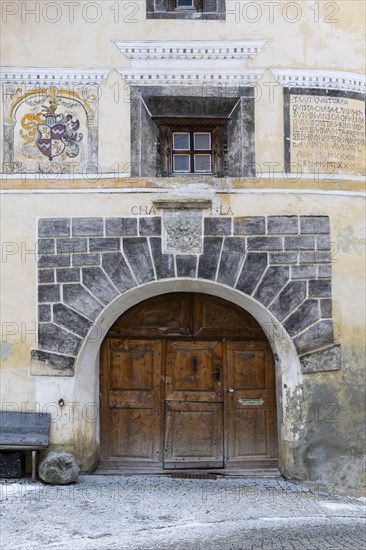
100,339,163,466
225,341,278,467
164,341,224,468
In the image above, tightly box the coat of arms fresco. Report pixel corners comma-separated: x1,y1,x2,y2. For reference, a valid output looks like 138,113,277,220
17,96,85,171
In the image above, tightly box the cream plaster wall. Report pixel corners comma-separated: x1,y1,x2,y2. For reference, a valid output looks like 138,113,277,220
1,1,365,72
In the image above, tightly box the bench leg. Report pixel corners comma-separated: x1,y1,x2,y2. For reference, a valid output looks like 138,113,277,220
31,450,37,482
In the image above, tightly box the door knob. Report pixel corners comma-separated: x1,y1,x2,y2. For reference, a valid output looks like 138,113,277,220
227,388,235,393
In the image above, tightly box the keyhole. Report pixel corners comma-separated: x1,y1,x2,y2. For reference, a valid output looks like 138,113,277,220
192,356,197,373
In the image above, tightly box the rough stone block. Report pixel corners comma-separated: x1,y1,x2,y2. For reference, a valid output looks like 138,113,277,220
284,236,315,250
300,344,341,373
106,218,137,236
101,252,136,292
150,238,175,279
291,265,317,279
309,280,332,297
283,299,320,337
198,237,223,280
63,284,103,320
176,255,197,278
39,219,70,237
38,305,51,322
123,238,155,284
38,284,60,303
139,217,161,236
269,252,297,264
38,452,80,485
56,238,87,254
300,251,332,264
53,304,92,338
318,265,332,278
316,235,331,250
217,237,246,286
30,349,75,376
82,267,118,304
72,218,103,236
234,217,265,235
89,238,120,252
72,253,100,266
300,216,330,234
247,237,282,251
254,266,289,306
38,239,55,255
56,268,80,283
39,255,71,268
38,323,82,355
38,269,54,283
320,299,333,318
293,320,334,354
236,253,268,295
270,281,307,321
267,216,298,234
204,218,232,235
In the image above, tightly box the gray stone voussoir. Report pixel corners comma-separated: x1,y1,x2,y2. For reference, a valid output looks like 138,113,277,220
63,284,103,320
38,323,82,356
270,281,307,321
123,238,155,284
53,304,92,338
198,237,223,280
217,237,246,286
300,344,341,373
82,267,119,304
176,255,197,277
236,252,268,295
150,238,175,279
254,266,289,306
283,299,320,337
102,252,136,291
293,320,334,354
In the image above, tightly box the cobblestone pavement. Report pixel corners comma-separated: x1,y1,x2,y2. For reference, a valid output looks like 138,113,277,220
1,475,365,549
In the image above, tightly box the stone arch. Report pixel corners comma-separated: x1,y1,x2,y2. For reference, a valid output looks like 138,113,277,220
32,213,340,379
74,279,301,473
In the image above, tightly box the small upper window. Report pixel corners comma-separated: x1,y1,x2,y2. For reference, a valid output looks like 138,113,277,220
172,131,212,174
146,0,225,20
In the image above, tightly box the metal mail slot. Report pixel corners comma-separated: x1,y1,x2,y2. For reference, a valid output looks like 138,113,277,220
238,398,264,406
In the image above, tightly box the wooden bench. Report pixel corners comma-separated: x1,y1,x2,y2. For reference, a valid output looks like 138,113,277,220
0,411,51,481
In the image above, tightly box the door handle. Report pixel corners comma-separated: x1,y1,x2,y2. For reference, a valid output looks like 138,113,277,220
227,388,234,393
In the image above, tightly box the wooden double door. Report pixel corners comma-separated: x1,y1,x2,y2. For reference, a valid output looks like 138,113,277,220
100,293,278,471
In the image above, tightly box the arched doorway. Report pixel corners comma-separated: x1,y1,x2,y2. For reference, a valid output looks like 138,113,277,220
99,292,278,473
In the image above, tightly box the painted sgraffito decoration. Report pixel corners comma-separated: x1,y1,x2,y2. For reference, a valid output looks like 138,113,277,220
2,79,101,174
16,95,86,172
35,99,83,161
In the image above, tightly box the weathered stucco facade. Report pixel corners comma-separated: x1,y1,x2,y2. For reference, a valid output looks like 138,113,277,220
0,1,365,495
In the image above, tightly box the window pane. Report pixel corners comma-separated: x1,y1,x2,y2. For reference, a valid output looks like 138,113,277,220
194,133,211,150
173,155,191,172
176,0,194,7
194,154,211,172
173,133,190,150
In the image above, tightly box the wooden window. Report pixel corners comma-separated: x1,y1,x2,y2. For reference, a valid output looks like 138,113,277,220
172,131,212,174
